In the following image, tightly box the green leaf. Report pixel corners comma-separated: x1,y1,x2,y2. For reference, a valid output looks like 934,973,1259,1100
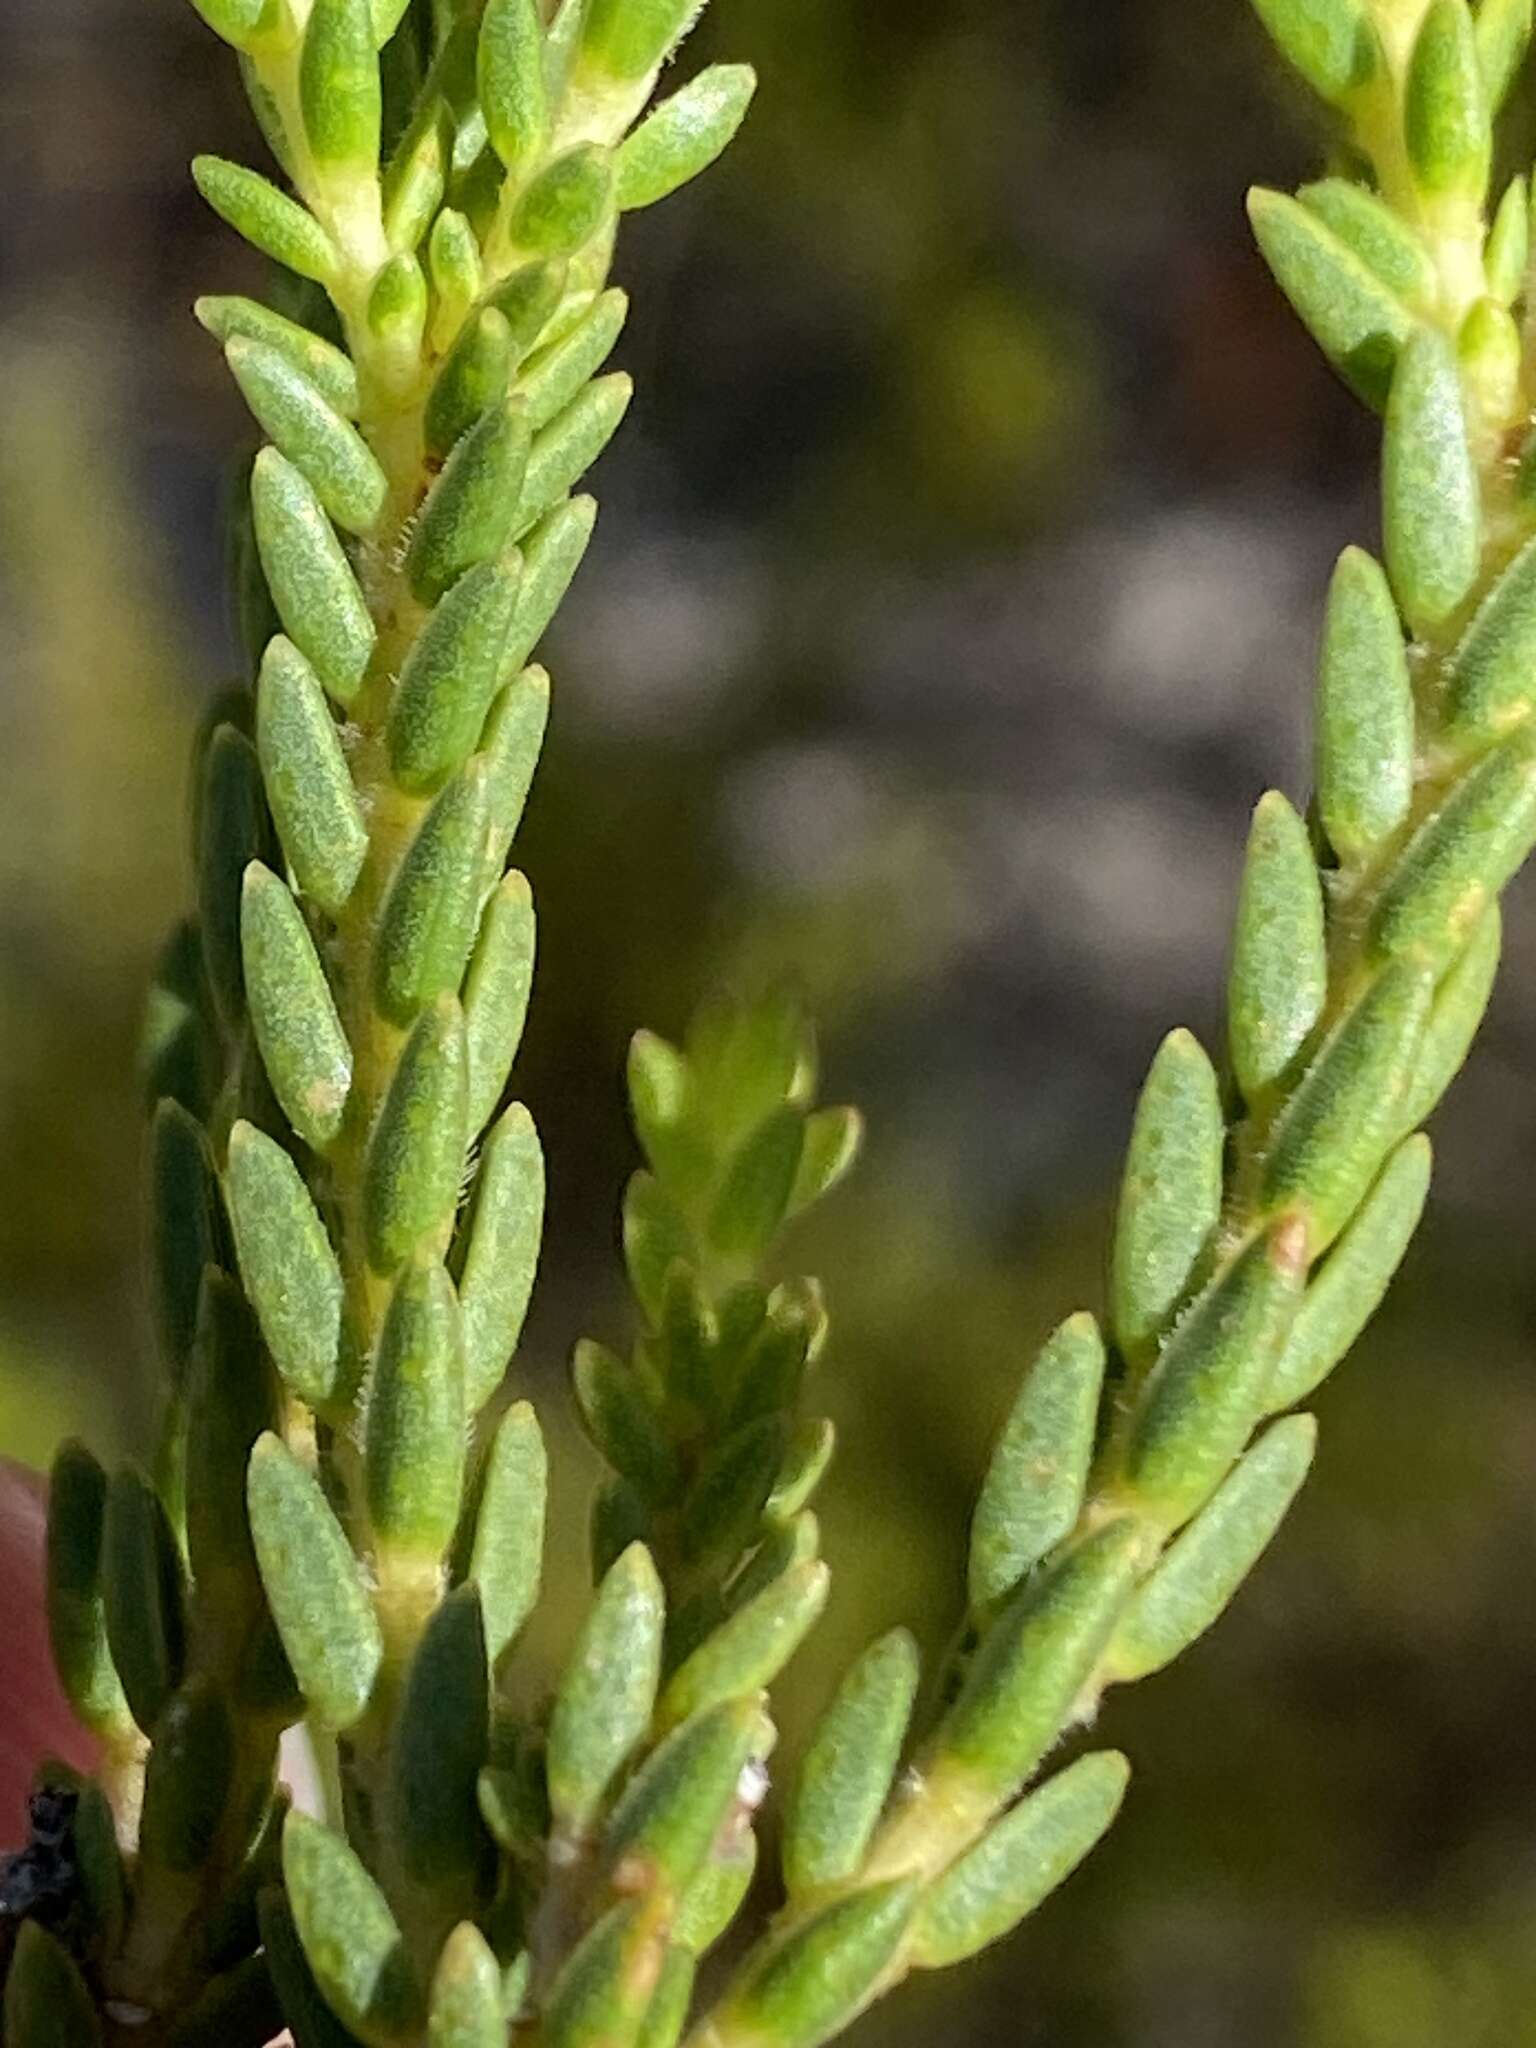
429,1923,505,2048
364,995,469,1273
1105,1417,1317,1682
45,1441,133,1741
785,1628,919,1896
1265,1134,1433,1412
676,1833,756,1956
464,870,537,1135
968,1312,1104,1612
468,1398,547,1662
199,723,271,1027
767,1416,835,1523
657,1261,718,1414
238,53,295,179
520,289,630,433
227,338,386,536
547,0,589,93
512,375,633,538
382,98,449,255
671,1588,739,1672
1296,180,1437,307
187,0,275,49
368,251,429,354
487,257,574,360
547,1542,665,1830
579,0,709,81
138,1679,234,1873
1315,546,1414,863
1459,294,1522,424
193,155,337,282
429,208,484,339
477,1753,545,1860
480,663,552,887
1248,0,1380,100
367,1254,467,1564
713,1279,771,1389
504,497,597,671
786,1105,862,1220
708,1880,919,2048
301,0,383,174
1246,186,1412,409
1382,325,1480,630
1372,726,1536,971
284,1811,421,2039
543,1900,660,2048
1229,791,1326,1101
479,0,549,173
1122,1221,1307,1529
391,1586,491,1896
1406,0,1491,203
637,1951,696,2048
624,1171,698,1327
1261,961,1434,1253
617,64,756,210
191,677,255,839
197,295,360,415
1393,904,1501,1136
424,309,514,459
574,1337,681,1503
249,1433,382,1732
242,862,352,1149
389,562,521,794
258,1889,364,2048
679,1415,786,1563
459,1100,545,1408
226,1120,345,1408
1443,533,1536,742
251,448,376,704
102,1463,187,1734
1109,1028,1223,1367
727,1508,819,1614
69,1782,127,1963
708,1107,805,1261
185,1270,278,1602
148,1097,220,1390
256,636,369,916
605,1698,766,1900
911,1751,1130,1969
659,1560,829,1730
932,1520,1139,1816
1475,0,1532,108
407,398,532,603
1485,173,1529,300
509,144,615,256
729,1277,823,1425
3,1922,102,2048
688,986,812,1136
375,763,493,1022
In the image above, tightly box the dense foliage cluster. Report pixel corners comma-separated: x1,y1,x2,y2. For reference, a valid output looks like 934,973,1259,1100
7,0,1536,2042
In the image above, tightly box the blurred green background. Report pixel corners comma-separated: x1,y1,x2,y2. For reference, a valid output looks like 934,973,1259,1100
8,1,1536,2041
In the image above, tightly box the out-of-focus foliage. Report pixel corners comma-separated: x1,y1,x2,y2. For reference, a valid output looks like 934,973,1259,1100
7,0,1536,2041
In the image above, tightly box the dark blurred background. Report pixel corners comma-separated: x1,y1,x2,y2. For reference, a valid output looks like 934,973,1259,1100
8,2,1536,2041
